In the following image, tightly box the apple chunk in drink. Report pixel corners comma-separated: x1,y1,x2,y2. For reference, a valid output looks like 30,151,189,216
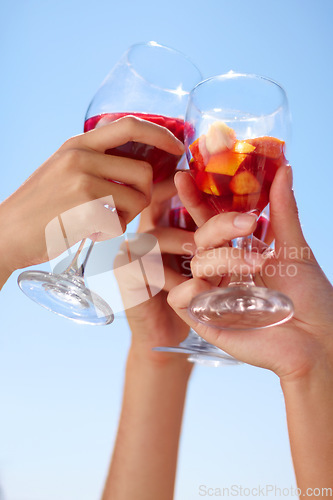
188,120,288,214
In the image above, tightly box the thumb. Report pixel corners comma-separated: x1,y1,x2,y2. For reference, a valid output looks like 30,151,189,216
269,166,308,253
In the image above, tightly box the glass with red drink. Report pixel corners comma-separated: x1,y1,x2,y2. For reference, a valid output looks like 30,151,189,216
17,42,202,325
185,73,294,330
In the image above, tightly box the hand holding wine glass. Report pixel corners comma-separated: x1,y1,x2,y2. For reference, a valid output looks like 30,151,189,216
0,117,183,286
169,165,333,377
16,41,201,325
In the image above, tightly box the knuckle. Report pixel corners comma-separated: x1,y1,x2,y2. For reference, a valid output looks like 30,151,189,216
190,255,200,276
61,148,86,172
138,161,153,193
167,288,178,307
140,160,153,180
136,190,151,211
193,230,202,248
122,115,139,136
74,173,93,196
60,135,81,150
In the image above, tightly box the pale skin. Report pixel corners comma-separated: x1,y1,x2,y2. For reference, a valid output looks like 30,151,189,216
101,177,195,500
168,166,333,495
0,116,184,290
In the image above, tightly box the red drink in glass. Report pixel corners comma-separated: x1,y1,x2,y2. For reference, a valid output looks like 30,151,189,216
189,129,288,215
84,112,184,183
168,205,196,277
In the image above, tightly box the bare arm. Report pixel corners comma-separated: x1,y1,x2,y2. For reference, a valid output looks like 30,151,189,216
281,366,333,495
102,347,191,500
101,179,195,500
169,167,333,493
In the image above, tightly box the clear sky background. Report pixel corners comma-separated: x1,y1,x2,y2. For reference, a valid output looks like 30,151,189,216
0,1,332,499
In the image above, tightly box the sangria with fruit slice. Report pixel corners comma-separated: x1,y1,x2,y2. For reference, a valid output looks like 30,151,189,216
189,120,288,215
185,73,294,330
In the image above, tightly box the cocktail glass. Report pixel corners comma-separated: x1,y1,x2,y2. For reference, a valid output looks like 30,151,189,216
185,73,294,330
18,42,202,325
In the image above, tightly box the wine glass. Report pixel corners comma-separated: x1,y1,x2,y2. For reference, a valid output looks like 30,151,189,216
17,41,202,325
185,73,294,330
153,193,242,367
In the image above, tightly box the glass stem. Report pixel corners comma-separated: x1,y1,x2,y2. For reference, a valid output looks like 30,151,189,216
64,239,95,278
229,234,255,287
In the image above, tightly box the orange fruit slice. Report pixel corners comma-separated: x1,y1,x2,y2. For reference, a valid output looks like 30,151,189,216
230,171,261,195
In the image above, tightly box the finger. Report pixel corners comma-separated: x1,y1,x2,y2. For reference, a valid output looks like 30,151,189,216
269,166,310,256
88,177,151,223
191,247,265,279
64,115,185,155
77,149,153,195
56,198,126,248
167,278,280,369
174,171,216,226
168,278,213,315
167,279,218,342
147,227,196,256
163,265,189,292
194,212,257,250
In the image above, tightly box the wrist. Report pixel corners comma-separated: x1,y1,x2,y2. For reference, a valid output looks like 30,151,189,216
280,360,333,412
127,342,193,378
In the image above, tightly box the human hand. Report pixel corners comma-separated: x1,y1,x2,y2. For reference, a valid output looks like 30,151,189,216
114,176,196,365
168,166,333,383
0,116,184,286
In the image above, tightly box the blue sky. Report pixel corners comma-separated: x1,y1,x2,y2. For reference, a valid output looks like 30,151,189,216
0,0,332,499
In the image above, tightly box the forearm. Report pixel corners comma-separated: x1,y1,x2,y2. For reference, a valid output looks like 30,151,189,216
0,236,14,290
101,346,192,500
281,365,333,495
0,203,17,290
0,265,11,290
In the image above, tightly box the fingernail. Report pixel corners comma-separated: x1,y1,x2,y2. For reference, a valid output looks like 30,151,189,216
176,140,185,152
233,213,257,229
286,165,293,189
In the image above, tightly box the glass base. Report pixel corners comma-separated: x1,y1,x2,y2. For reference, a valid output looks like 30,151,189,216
18,270,114,325
189,286,294,330
152,329,242,367
187,354,240,367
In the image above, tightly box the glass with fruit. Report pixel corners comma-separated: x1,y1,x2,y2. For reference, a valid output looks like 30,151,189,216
153,194,242,366
18,42,202,325
185,73,294,330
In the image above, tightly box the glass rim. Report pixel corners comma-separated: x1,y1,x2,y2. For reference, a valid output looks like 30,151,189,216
187,71,289,118
123,40,203,95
